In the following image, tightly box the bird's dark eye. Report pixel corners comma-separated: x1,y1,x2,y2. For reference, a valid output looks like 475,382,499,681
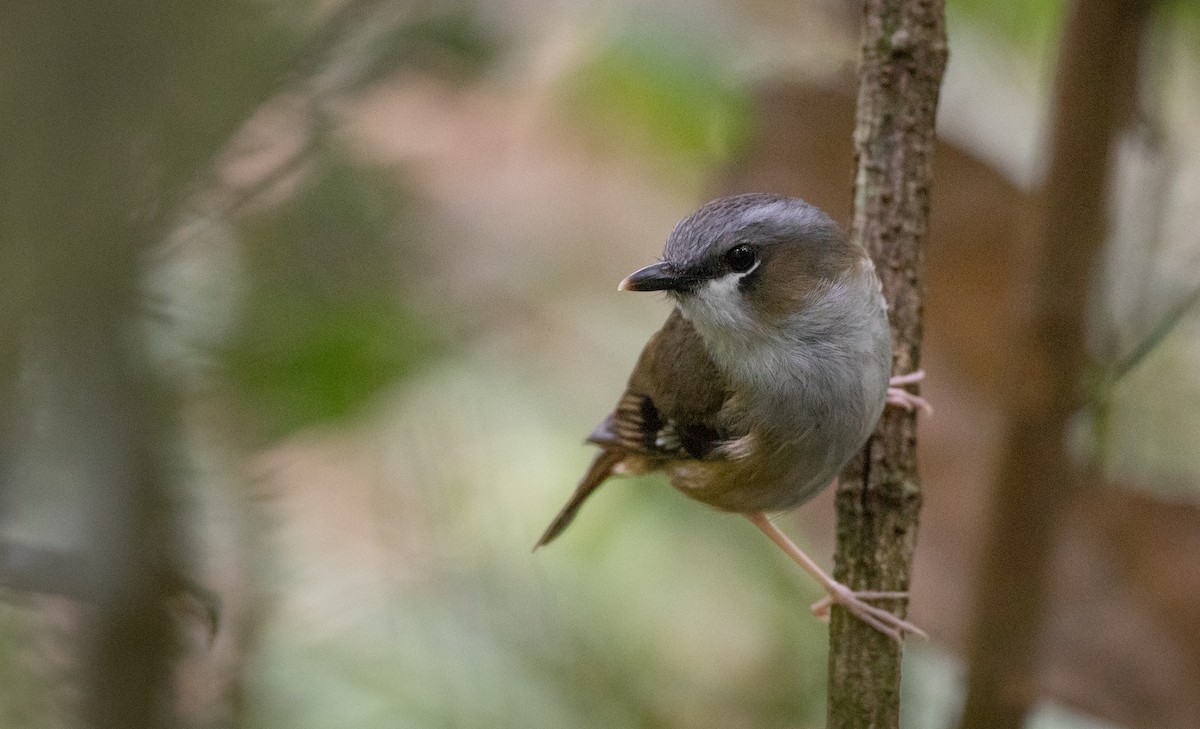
724,244,757,273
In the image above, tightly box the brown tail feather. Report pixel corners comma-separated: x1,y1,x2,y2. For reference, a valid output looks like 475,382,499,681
534,449,624,549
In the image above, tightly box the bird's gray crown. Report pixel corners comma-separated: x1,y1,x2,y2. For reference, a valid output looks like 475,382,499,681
662,193,844,272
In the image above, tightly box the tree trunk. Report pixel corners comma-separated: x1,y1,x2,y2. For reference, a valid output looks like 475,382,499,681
957,2,1150,727
828,0,947,727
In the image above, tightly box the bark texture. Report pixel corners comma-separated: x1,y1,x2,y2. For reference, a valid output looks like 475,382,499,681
828,0,946,726
957,2,1150,727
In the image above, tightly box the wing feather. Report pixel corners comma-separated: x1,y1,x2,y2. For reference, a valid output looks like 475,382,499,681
593,309,734,460
537,309,739,548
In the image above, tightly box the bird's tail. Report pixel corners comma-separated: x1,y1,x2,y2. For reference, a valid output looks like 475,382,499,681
534,449,624,549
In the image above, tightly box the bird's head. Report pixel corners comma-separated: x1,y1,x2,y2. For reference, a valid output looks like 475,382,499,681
619,193,864,336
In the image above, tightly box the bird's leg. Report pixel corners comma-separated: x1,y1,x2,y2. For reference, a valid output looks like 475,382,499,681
745,512,926,643
887,370,932,415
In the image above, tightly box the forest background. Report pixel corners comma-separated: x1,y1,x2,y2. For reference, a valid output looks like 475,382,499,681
2,1,1200,727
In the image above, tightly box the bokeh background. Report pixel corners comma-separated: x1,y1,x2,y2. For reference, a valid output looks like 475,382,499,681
2,1,1200,727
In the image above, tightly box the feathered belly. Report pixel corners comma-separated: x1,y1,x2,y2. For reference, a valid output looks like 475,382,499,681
666,371,886,513
664,428,858,512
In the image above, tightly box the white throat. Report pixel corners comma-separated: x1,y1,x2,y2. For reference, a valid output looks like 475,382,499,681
676,261,888,400
676,266,763,345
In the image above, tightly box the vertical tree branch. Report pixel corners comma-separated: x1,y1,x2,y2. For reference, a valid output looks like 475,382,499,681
828,0,946,726
0,3,296,725
957,2,1150,727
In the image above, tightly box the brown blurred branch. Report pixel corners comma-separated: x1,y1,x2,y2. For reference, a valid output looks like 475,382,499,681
828,0,946,726
185,0,397,217
957,2,1151,728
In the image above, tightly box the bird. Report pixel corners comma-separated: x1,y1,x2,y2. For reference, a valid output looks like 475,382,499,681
535,193,929,642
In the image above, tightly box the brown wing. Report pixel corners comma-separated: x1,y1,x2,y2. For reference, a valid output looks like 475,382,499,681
536,310,734,548
589,308,731,459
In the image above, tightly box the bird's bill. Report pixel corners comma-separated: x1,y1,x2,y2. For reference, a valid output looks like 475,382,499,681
618,261,680,292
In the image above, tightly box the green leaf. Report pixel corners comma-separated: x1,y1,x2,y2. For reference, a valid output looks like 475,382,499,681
561,31,752,173
226,150,438,437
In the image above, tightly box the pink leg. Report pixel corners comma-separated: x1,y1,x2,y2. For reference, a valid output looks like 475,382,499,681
887,370,932,415
746,512,926,643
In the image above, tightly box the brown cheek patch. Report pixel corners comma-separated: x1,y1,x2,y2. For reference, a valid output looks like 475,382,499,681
751,241,865,324
747,244,831,323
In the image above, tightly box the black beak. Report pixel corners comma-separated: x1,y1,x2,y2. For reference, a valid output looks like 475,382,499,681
618,261,684,292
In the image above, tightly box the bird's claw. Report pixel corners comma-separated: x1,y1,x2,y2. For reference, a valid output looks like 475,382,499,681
887,370,932,415
812,584,926,644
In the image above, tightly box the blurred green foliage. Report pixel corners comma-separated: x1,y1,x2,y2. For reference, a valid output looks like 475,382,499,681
1161,0,1200,48
231,359,835,729
561,31,753,174
226,293,433,438
949,0,1200,52
946,0,1064,48
228,151,439,438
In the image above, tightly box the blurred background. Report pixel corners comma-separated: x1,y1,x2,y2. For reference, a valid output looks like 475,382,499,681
1,0,1199,727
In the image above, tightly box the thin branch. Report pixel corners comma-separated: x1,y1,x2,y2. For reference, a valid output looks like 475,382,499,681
827,0,947,726
1110,276,1200,383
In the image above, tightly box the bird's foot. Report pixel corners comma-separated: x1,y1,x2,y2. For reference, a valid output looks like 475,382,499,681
887,370,932,415
810,584,926,644
744,512,926,644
